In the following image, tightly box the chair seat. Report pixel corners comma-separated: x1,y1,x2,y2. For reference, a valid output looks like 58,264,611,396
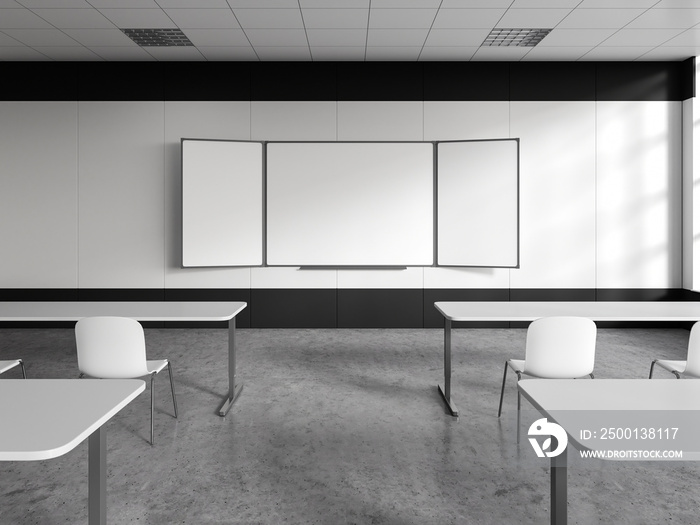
146,359,169,375
0,360,22,375
654,359,700,377
507,359,525,374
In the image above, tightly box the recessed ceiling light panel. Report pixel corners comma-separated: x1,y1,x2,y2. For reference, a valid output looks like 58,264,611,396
481,28,552,47
121,28,193,47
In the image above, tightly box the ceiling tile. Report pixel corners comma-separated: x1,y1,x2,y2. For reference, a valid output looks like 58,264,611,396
424,28,490,47
302,9,368,29
89,46,156,60
662,28,700,46
625,9,700,29
557,8,646,29
599,28,685,46
142,46,206,59
99,9,177,29
234,8,304,29
440,0,513,6
639,46,698,60
654,0,700,6
19,0,92,6
254,45,312,60
0,31,23,45
1,28,79,46
181,28,250,46
300,0,369,7
87,0,161,7
228,0,299,7
165,9,241,29
33,45,101,60
245,28,309,47
510,0,581,6
371,0,441,8
0,46,49,59
157,0,229,6
367,28,429,46
418,46,478,60
522,46,593,60
471,46,532,60
309,46,366,60
0,8,53,28
31,8,115,29
495,8,574,28
62,28,137,46
306,28,366,46
579,46,654,60
576,0,657,6
369,8,437,29
196,45,258,60
365,46,421,60
431,9,506,29
538,28,617,47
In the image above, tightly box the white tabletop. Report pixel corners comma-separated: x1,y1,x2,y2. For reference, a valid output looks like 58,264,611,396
519,379,700,458
0,379,145,461
0,301,247,322
434,301,700,322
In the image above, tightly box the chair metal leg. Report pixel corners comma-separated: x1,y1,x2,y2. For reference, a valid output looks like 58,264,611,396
589,373,594,379
497,361,509,417
18,359,26,379
517,388,521,444
150,372,156,446
167,361,178,418
649,360,657,379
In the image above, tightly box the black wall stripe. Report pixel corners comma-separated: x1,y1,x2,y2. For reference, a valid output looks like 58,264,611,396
2,288,699,329
0,60,693,101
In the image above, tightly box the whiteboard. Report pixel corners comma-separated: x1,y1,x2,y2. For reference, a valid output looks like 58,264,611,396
437,139,519,267
266,142,434,266
181,139,263,267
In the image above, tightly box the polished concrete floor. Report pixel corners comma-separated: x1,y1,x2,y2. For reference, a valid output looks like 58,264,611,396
0,326,699,524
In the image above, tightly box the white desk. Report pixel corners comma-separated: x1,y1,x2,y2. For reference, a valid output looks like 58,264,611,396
0,379,145,525
434,301,700,416
518,379,700,525
0,301,247,416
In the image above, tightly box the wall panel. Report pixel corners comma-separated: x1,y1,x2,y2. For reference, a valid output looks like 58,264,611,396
337,102,423,141
596,101,682,288
164,101,253,289
251,101,337,141
78,101,165,288
509,101,596,289
424,101,509,141
0,102,78,288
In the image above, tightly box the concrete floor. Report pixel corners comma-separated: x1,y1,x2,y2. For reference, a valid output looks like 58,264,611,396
0,326,698,524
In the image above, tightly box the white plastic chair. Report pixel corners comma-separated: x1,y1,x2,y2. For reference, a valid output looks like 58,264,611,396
75,316,178,445
0,359,26,378
497,317,597,436
649,322,700,379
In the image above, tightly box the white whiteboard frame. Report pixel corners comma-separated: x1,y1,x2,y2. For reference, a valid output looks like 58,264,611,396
436,138,520,268
266,142,435,267
181,138,263,267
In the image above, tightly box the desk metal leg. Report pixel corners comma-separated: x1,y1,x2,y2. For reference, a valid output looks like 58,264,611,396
218,317,243,417
438,318,459,416
88,426,106,525
551,448,567,525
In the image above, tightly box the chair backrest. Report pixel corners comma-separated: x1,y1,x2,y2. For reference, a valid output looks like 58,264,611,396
523,316,596,378
682,322,700,377
75,316,150,378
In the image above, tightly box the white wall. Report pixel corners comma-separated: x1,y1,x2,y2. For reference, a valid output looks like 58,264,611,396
0,99,683,291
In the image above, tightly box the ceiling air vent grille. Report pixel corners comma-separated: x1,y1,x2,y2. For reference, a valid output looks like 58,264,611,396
482,28,552,47
121,28,193,47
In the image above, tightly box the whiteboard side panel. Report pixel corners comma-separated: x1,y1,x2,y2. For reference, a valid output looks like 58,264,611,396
182,140,263,267
266,142,433,266
437,140,519,267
